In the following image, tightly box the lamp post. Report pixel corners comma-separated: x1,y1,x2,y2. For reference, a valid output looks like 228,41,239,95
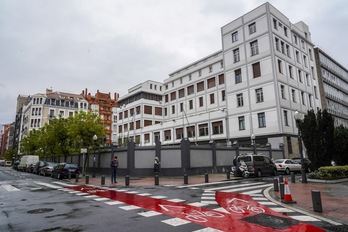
93,134,98,178
294,110,308,183
251,133,256,154
266,143,272,160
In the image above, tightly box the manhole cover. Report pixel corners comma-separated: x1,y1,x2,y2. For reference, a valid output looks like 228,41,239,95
27,208,54,214
241,213,299,230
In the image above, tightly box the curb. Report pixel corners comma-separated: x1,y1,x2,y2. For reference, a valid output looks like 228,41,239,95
307,177,348,184
263,186,342,226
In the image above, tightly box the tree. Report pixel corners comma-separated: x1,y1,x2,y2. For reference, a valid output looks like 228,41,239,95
299,109,335,169
334,125,348,165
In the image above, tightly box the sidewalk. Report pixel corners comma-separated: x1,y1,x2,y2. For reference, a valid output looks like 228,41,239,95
73,173,348,226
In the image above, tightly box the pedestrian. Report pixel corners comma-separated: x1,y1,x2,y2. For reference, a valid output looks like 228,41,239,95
154,157,160,174
110,156,119,183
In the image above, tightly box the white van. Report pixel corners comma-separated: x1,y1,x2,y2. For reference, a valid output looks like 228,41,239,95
17,155,39,171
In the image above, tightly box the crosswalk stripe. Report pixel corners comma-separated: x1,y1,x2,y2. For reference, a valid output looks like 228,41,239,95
220,183,272,192
2,185,20,192
205,182,265,191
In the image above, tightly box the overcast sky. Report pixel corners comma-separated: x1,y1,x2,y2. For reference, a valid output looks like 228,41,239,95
1,0,347,128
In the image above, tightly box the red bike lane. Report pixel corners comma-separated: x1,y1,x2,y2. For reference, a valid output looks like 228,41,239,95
66,185,324,232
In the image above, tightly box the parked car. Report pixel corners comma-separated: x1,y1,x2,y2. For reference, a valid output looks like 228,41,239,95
51,163,79,179
39,162,57,176
291,157,314,173
274,159,301,175
0,160,5,166
17,155,39,171
26,163,36,173
236,154,277,177
33,161,46,174
13,160,20,170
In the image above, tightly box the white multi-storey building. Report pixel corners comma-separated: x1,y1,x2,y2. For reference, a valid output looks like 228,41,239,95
18,89,89,148
114,3,335,158
315,48,348,128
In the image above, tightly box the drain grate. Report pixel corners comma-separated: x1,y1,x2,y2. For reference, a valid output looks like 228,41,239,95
241,213,299,230
27,208,54,214
324,225,348,232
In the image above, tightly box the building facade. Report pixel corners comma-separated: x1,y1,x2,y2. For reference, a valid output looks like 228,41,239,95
114,3,327,159
314,48,348,128
82,89,119,146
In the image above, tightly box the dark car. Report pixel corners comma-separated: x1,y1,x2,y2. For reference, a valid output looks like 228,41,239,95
51,163,79,179
26,163,36,173
236,154,277,177
33,161,46,174
39,162,57,176
12,160,20,170
291,157,314,173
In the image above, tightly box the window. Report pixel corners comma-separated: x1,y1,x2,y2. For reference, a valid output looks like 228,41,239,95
286,44,290,57
280,85,286,99
306,73,310,86
249,22,256,34
176,128,183,140
210,93,215,104
296,51,300,63
301,40,305,49
250,40,259,56
164,107,167,116
275,37,280,51
207,77,216,88
291,89,296,102
314,86,318,98
298,70,302,83
222,90,225,101
309,94,313,107
218,74,224,85
284,110,289,126
238,116,245,130
281,41,285,54
233,48,240,63
170,91,176,101
199,97,203,107
273,18,277,30
209,65,213,73
235,69,242,84
164,130,171,141
294,35,298,44
303,55,307,67
258,112,266,128
165,94,169,102
187,126,195,138
256,88,264,103
187,85,194,95
189,100,193,110
197,81,204,92
212,121,223,135
252,62,261,78
289,65,293,79
172,105,175,114
284,27,288,37
179,88,185,98
301,91,306,105
309,49,313,60
278,59,283,73
237,93,243,107
232,31,238,42
180,103,184,112
144,105,152,114
199,124,209,136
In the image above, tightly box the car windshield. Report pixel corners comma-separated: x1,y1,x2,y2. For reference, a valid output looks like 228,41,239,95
238,156,251,162
65,164,77,168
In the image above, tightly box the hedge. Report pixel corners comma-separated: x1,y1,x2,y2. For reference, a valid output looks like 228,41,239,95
308,165,348,180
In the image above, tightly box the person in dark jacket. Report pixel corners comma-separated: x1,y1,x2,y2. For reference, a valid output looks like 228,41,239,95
110,156,119,183
154,157,160,174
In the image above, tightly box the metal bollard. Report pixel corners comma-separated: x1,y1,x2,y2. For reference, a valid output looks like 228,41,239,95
291,172,296,183
279,175,284,184
279,183,284,199
184,174,188,184
205,173,209,183
125,175,130,186
273,178,279,191
227,171,230,180
155,175,159,186
101,175,105,185
85,175,89,184
75,174,79,183
312,190,323,212
68,172,71,180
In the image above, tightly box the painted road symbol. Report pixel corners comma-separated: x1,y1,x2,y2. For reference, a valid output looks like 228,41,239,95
67,185,324,231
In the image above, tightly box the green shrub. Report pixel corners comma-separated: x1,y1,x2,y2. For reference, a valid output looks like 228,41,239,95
315,166,348,180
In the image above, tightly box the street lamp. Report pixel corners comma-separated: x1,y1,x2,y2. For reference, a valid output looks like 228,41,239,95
266,143,272,160
294,110,308,183
93,134,98,178
251,133,256,154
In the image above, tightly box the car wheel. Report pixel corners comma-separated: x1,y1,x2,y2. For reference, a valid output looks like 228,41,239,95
285,168,290,175
257,170,262,178
272,169,277,176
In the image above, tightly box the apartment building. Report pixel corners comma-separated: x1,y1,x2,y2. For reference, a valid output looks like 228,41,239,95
314,48,348,128
15,89,89,153
82,89,119,146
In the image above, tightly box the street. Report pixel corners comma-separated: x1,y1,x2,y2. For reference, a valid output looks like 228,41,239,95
0,167,339,231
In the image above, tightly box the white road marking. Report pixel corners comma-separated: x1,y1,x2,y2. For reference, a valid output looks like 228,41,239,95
161,218,190,226
2,185,20,192
138,211,162,217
